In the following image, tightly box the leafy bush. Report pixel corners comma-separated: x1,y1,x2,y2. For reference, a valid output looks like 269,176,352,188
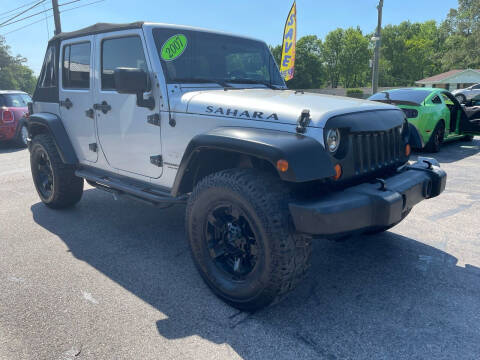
346,88,364,98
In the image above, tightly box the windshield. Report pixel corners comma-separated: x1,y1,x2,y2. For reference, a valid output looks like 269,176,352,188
153,28,285,87
369,89,432,104
0,93,31,107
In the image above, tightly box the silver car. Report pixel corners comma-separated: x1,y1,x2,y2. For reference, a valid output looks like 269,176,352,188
451,83,480,103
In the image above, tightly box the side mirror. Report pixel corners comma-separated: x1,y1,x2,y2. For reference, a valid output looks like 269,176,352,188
113,67,155,109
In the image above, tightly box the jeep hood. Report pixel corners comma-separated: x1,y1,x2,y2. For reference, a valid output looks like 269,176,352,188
172,88,399,128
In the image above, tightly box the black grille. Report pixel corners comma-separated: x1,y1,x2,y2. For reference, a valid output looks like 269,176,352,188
352,127,403,175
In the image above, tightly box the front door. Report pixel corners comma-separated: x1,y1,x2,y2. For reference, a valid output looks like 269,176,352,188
459,96,480,135
94,31,162,178
59,36,97,162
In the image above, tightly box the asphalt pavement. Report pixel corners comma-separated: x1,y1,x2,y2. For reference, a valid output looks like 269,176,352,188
1,139,480,360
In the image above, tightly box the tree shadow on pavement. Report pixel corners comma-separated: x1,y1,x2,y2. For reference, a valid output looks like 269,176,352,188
412,137,480,163
31,189,480,359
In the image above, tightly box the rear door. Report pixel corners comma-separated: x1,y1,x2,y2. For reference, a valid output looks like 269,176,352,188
59,37,97,162
93,30,162,179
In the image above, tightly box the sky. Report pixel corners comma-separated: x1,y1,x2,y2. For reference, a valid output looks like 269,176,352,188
1,0,459,75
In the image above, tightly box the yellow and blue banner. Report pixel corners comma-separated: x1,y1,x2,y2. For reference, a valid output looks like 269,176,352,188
280,1,297,81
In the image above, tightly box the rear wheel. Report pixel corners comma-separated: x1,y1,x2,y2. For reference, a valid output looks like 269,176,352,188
186,169,312,311
30,134,83,209
15,123,28,148
462,135,474,141
425,121,445,153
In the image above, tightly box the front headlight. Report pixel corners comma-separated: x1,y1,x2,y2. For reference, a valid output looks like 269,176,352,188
326,128,340,153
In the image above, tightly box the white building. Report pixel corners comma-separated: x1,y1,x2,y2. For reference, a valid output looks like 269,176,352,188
415,69,480,90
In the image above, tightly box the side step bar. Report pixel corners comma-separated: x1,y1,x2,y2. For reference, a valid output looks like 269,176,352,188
75,169,187,206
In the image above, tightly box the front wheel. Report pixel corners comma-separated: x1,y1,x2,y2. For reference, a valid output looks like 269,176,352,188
30,134,84,208
455,94,467,104
425,121,445,153
186,169,311,311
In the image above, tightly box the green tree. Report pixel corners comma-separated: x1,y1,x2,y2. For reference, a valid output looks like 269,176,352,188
339,28,370,88
441,0,480,69
322,28,344,88
271,35,324,89
0,36,37,94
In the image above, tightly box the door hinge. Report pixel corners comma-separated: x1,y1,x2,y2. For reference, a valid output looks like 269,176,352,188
147,113,161,126
150,155,163,167
89,143,98,152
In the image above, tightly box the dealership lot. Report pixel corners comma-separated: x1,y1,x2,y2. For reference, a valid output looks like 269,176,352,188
1,140,480,360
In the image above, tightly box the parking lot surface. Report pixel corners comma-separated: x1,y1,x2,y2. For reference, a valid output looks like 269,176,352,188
1,139,480,360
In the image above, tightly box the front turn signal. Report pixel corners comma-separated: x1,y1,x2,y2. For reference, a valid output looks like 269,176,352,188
333,164,342,180
276,159,289,173
405,144,411,157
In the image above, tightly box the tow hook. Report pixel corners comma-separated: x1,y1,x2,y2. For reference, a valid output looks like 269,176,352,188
422,159,433,169
374,178,387,191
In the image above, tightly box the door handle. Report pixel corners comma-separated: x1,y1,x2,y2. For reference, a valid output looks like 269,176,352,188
93,101,111,114
60,98,73,109
85,108,94,119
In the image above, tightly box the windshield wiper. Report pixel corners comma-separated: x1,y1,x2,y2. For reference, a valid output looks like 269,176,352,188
226,79,279,90
171,78,232,88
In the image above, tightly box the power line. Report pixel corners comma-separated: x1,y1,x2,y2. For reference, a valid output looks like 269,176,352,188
0,0,46,27
0,0,83,29
1,0,106,36
0,0,42,18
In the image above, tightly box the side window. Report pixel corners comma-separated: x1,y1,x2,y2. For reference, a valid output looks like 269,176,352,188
441,93,453,105
101,36,148,91
473,84,480,90
62,42,91,89
38,46,56,88
431,96,442,104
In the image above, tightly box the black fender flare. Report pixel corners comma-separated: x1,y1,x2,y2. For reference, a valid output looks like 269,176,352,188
171,127,335,196
26,112,78,164
408,123,423,149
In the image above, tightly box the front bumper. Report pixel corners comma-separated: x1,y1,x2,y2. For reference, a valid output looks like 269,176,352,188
289,158,446,237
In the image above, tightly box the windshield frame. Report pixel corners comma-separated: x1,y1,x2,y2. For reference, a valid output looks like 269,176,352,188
152,27,286,89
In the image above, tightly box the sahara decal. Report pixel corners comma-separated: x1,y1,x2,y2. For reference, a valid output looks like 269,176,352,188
205,106,279,120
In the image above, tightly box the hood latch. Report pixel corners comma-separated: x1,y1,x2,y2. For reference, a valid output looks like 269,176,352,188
296,109,311,134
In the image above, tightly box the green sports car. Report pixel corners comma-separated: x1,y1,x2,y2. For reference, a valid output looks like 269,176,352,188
369,88,480,152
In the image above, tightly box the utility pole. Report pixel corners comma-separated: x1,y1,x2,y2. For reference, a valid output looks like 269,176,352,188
52,0,61,35
371,0,383,95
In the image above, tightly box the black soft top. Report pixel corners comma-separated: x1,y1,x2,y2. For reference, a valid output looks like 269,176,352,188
50,21,144,42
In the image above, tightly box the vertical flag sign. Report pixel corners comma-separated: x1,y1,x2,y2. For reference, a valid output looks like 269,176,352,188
280,1,297,81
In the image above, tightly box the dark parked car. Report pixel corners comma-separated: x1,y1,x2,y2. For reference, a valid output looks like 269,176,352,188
0,91,31,147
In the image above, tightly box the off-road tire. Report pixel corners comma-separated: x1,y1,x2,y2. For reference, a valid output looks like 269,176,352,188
186,169,312,311
425,121,445,153
30,134,83,209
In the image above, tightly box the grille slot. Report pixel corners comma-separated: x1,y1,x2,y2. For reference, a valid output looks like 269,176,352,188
352,127,402,175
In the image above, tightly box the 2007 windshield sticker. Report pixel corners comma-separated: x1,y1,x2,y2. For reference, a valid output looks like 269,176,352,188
161,34,187,61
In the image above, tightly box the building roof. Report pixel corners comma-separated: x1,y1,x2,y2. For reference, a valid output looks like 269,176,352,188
416,69,480,84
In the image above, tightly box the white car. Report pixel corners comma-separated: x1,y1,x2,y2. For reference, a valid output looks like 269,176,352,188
451,84,480,103
26,22,446,310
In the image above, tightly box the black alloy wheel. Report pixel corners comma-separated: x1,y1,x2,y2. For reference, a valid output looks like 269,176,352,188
205,203,259,280
32,148,54,201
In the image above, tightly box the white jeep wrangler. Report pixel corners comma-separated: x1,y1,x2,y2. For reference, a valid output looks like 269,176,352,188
27,22,446,310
